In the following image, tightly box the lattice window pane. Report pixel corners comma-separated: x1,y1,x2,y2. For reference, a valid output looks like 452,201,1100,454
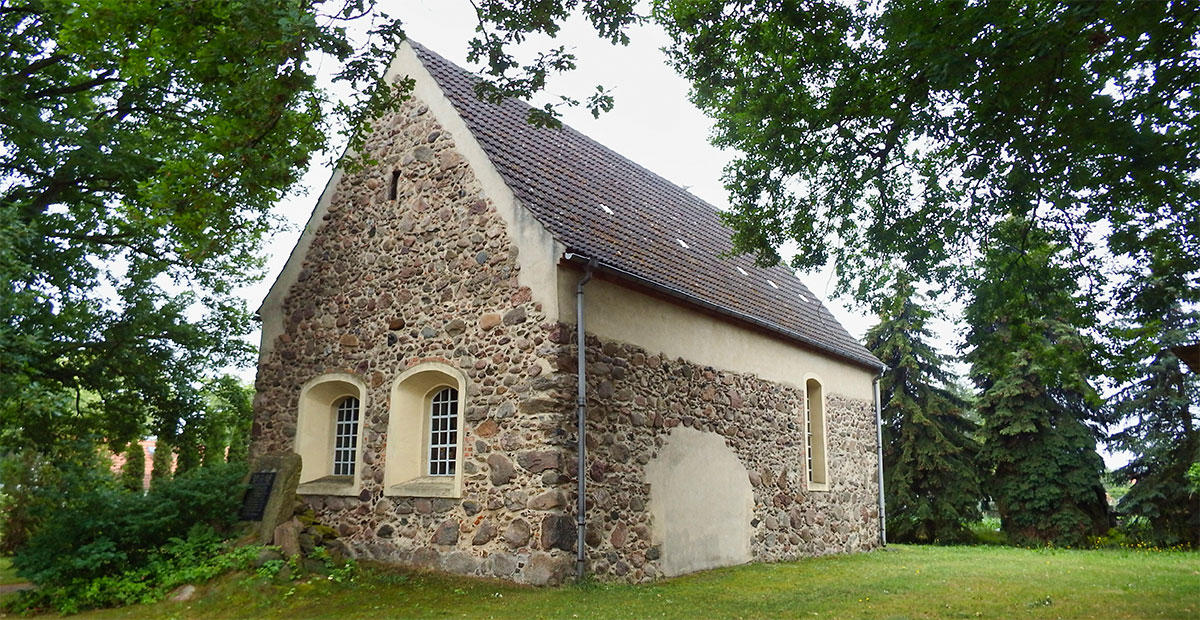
805,399,814,483
333,397,359,476
428,387,458,476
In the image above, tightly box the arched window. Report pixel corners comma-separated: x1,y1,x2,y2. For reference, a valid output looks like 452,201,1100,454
294,373,367,496
428,388,459,476
332,396,360,476
805,377,829,489
385,362,467,498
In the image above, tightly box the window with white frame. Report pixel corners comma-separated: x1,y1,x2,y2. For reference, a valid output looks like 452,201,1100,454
295,373,366,496
333,396,360,476
805,378,828,488
384,362,467,498
806,411,814,479
428,387,458,476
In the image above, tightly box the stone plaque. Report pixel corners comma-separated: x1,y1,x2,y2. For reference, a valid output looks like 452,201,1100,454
239,471,277,521
243,452,303,543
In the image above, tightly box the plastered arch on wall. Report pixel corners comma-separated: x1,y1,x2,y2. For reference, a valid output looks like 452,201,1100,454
646,426,753,576
295,372,368,496
384,361,468,498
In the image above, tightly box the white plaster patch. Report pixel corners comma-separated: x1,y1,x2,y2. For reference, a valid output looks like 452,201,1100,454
646,426,752,577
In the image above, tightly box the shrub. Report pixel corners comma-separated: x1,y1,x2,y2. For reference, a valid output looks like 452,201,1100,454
1091,527,1132,548
12,462,247,593
967,516,1007,546
0,440,114,554
0,451,42,554
10,525,261,614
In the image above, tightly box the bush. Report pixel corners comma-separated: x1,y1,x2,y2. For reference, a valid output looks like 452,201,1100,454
10,461,248,610
10,525,261,614
0,451,43,554
1090,527,1132,548
0,440,115,554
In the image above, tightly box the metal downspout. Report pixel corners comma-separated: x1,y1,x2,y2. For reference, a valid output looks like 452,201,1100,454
575,257,597,580
873,370,887,547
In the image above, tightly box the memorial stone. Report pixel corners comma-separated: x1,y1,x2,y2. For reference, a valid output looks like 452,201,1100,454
242,452,302,544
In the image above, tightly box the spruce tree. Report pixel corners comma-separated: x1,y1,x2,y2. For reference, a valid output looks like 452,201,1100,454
1109,254,1200,545
1111,345,1200,545
119,441,145,492
965,218,1109,546
866,275,982,543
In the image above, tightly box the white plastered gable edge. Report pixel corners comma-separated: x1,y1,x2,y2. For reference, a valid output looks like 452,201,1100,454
256,41,566,365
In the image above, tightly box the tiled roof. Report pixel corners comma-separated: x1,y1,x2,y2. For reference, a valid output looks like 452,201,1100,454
412,42,883,371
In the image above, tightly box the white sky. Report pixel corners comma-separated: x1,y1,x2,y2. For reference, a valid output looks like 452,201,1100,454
233,1,1127,467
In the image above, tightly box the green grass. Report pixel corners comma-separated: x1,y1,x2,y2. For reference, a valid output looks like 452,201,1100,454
70,545,1199,619
966,516,1006,546
0,557,27,586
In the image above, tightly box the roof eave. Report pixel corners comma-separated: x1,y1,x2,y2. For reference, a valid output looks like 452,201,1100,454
561,251,886,373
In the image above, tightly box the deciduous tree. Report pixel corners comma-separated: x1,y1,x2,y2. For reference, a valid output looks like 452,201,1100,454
1,0,636,459
0,0,402,453
655,0,1199,306
205,376,254,465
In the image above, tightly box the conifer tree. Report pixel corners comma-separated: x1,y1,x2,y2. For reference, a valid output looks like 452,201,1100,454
866,275,982,542
966,218,1109,546
119,441,145,493
174,433,201,475
1109,253,1200,545
149,438,172,487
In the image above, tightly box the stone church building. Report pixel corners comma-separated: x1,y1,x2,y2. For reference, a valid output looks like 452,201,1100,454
252,41,886,585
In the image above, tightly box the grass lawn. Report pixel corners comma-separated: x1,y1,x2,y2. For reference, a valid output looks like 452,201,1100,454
0,558,27,586
70,545,1199,619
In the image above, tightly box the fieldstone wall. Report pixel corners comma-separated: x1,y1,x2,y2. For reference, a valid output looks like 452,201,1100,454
253,90,881,586
564,334,882,581
253,95,582,585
